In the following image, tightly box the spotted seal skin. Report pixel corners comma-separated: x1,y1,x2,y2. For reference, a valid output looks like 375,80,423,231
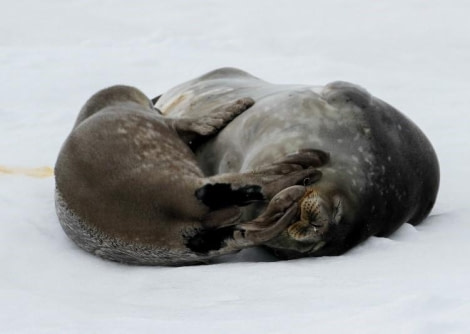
55,85,325,265
154,68,440,259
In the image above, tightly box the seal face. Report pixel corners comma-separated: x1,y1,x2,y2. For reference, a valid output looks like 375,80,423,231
55,85,327,265
155,67,440,258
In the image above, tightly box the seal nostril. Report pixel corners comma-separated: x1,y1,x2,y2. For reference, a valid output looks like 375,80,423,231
308,221,323,228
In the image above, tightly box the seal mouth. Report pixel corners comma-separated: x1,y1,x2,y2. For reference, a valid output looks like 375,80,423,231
287,187,343,243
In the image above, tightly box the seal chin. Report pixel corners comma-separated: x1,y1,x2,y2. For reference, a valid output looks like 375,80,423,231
287,187,344,243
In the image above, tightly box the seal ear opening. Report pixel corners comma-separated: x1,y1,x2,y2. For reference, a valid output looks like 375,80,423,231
331,195,344,224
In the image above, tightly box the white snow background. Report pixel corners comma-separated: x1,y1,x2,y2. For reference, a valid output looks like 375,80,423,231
1,1,469,333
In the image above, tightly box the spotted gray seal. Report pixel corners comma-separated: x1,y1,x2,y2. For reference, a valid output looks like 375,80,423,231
55,85,326,265
154,67,440,259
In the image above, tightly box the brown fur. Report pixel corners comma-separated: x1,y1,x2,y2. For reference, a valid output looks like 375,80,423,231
55,85,326,265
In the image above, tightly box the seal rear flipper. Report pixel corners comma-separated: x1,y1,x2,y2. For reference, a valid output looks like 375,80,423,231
163,97,255,149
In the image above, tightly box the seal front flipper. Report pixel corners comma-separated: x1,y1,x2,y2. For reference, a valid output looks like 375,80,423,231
200,206,242,229
195,183,264,210
184,206,242,254
237,149,329,199
233,186,305,246
195,149,327,210
269,149,330,168
163,97,255,147
185,186,304,255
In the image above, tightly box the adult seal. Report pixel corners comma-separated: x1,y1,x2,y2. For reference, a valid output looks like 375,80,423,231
154,68,440,259
55,85,325,265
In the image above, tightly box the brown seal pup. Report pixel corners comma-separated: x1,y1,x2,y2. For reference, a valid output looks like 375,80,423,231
55,85,326,265
154,67,440,259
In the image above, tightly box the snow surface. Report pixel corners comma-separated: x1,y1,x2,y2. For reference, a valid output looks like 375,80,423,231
1,1,469,333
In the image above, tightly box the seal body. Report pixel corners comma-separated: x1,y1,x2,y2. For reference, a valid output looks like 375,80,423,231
55,85,324,265
155,68,440,258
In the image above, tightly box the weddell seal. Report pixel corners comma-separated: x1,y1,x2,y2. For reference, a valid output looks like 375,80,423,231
55,85,326,265
154,67,440,259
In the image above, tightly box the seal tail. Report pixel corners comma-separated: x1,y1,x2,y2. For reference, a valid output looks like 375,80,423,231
0,165,54,178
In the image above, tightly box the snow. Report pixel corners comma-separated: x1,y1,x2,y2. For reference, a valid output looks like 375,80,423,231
1,1,469,333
